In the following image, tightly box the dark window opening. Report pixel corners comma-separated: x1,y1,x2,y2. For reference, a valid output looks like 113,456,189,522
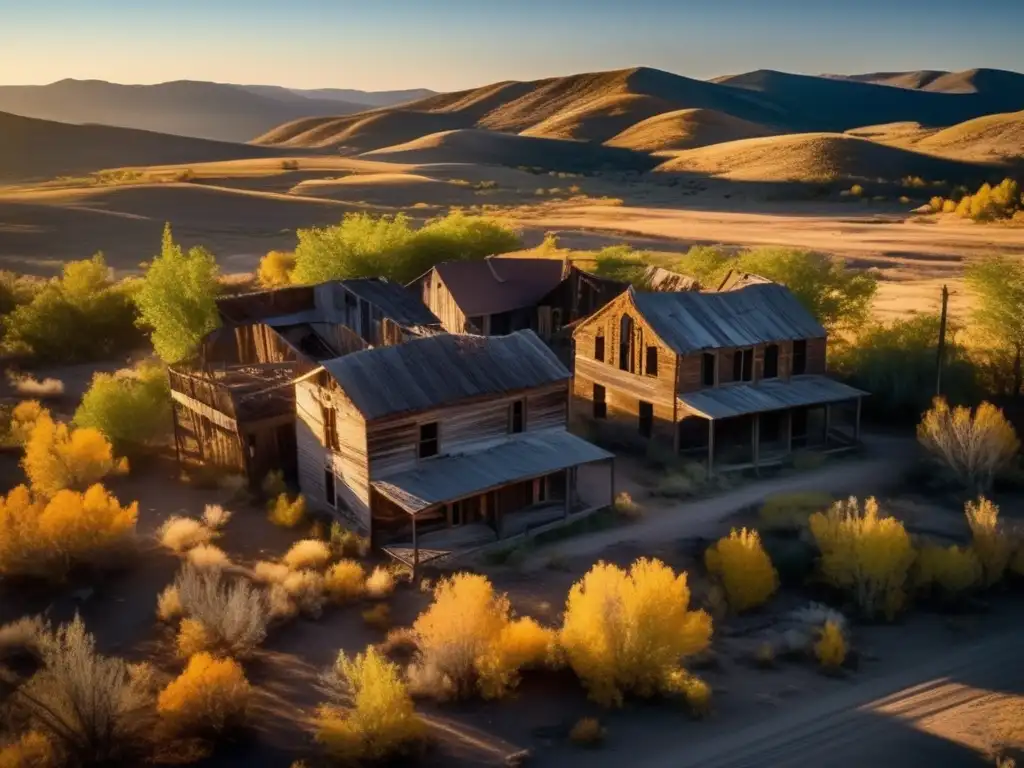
619,314,634,372
509,400,524,433
793,340,808,375
247,433,257,458
638,401,653,438
324,468,336,508
702,352,716,387
645,346,659,376
359,298,371,341
552,308,563,331
593,384,607,419
595,334,605,362
764,344,780,379
418,422,439,459
733,349,753,382
537,477,548,503
321,404,339,451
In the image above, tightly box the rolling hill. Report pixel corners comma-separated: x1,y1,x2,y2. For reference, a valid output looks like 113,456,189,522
240,85,435,107
605,108,777,151
0,110,280,183
653,132,992,183
0,79,369,142
825,68,1024,96
912,110,1024,161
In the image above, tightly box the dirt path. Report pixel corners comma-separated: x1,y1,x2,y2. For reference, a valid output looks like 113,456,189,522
519,435,915,571
641,627,1023,768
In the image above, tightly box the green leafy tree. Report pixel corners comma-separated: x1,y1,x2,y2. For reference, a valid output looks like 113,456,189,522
134,225,220,364
965,254,1024,396
736,247,877,332
74,363,171,455
680,245,734,287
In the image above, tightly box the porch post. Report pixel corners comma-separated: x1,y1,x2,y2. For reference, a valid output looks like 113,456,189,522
564,468,572,520
171,407,183,466
785,410,793,454
608,457,615,506
752,413,760,475
707,419,716,476
854,397,862,443
411,514,419,580
824,404,832,447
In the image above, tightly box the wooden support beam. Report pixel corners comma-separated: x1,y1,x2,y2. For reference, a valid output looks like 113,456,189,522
752,413,761,475
564,467,572,520
854,397,863,442
411,515,419,580
824,404,832,448
608,457,615,507
708,420,716,476
785,410,793,454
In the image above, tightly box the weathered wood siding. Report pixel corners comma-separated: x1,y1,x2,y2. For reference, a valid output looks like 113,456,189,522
366,382,569,478
807,337,827,375
571,291,678,443
295,379,371,531
417,270,469,334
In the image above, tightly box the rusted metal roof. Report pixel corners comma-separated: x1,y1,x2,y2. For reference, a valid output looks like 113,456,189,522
371,429,613,515
323,329,570,420
642,266,701,292
714,270,775,293
337,278,442,328
425,258,567,317
677,375,868,420
631,283,826,354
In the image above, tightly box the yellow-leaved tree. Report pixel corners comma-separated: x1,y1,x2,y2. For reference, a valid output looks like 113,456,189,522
9,400,46,445
809,497,915,620
256,250,296,288
560,558,712,707
704,528,779,612
157,652,250,736
917,397,1019,494
22,410,127,497
965,496,1013,587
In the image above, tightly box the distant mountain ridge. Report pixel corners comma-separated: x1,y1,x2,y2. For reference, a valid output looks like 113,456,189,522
240,84,436,107
821,68,1024,96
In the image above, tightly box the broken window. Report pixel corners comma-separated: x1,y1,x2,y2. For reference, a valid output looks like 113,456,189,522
595,333,605,362
509,399,525,434
733,348,753,382
320,404,339,451
418,422,439,459
793,339,808,375
702,352,716,387
619,314,634,372
645,346,659,376
764,344,780,379
324,467,336,508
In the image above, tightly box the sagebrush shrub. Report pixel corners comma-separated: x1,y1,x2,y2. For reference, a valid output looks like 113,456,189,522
704,528,779,612
665,670,712,717
918,398,1019,493
613,491,642,519
330,522,370,559
252,561,291,585
176,618,214,658
257,251,296,288
0,615,46,663
569,717,605,747
9,400,46,445
283,570,327,617
158,516,214,553
913,543,982,599
22,411,127,496
267,584,299,622
814,620,847,670
365,567,396,599
560,558,712,707
808,497,914,620
0,731,54,768
175,566,268,657
157,586,184,623
325,560,366,603
261,470,287,499
187,544,231,571
157,652,250,737
283,539,331,571
315,646,425,763
73,364,171,455
268,493,306,528
201,504,232,531
965,496,1013,587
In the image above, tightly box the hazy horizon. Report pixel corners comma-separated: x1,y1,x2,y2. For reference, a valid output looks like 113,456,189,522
3,0,1023,91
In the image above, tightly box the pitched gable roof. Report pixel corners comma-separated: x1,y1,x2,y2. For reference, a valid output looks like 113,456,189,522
332,278,441,328
629,283,826,354
323,330,570,420
429,258,566,317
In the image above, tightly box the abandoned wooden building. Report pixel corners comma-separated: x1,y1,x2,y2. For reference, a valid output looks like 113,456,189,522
294,330,614,565
169,278,442,485
409,257,627,341
571,283,868,473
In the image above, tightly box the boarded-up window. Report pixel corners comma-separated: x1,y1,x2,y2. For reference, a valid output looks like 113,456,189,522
509,400,525,433
593,384,607,419
764,344,780,379
645,346,659,376
324,467,336,508
733,349,753,382
595,334,605,362
321,404,339,451
702,353,716,387
638,401,653,438
793,340,807,375
619,314,634,372
418,422,439,459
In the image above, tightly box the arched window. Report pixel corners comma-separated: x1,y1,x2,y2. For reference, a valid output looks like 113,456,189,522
618,314,635,372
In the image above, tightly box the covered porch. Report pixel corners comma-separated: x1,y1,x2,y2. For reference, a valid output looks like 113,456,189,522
373,430,614,569
676,375,868,474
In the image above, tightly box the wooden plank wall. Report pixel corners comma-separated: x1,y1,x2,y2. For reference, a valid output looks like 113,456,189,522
367,382,570,478
418,271,469,334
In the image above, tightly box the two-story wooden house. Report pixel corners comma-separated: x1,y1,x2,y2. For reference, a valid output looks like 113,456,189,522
169,278,441,485
294,330,614,565
571,283,867,472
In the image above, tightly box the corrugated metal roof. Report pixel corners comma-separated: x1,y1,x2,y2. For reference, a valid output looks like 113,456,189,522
430,258,567,317
632,283,826,354
677,375,868,420
338,278,442,328
372,429,613,514
323,330,570,420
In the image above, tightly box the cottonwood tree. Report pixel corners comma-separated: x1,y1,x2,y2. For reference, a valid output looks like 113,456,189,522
134,224,220,364
965,254,1024,396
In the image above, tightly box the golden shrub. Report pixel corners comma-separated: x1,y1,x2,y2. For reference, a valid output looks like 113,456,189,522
252,560,291,585
0,483,137,579
808,497,914,620
283,570,327,616
613,491,642,519
268,493,306,528
569,717,605,747
22,412,126,496
157,652,250,736
0,731,54,768
362,603,392,631
917,398,1019,493
283,539,331,571
965,496,1013,587
9,400,46,445
158,516,214,553
157,586,183,623
315,646,424,763
560,558,713,707
365,566,396,599
412,573,549,700
665,670,712,717
201,504,232,530
176,618,215,658
257,250,296,288
913,543,982,598
267,584,298,622
187,544,231,571
704,528,779,612
814,620,847,670
325,560,366,603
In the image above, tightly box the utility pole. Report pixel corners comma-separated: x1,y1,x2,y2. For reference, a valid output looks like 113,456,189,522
936,284,949,398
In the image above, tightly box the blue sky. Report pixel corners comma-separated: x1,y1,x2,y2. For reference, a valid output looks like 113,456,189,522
2,0,1022,90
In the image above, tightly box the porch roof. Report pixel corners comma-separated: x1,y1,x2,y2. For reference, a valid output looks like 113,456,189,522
677,375,868,420
370,429,613,515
